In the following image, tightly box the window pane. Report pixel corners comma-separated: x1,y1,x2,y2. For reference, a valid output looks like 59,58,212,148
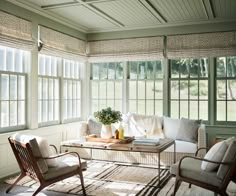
147,61,154,79
138,81,145,99
129,81,136,99
77,81,81,99
171,101,179,118
189,81,198,100
155,81,163,99
170,81,179,99
76,100,81,117
64,60,70,78
100,63,107,79
67,100,72,118
217,101,226,121
130,62,138,79
107,81,114,99
18,76,25,100
0,47,5,70
180,100,188,118
54,100,59,120
155,100,163,116
129,100,136,113
7,48,14,71
217,80,226,100
68,80,72,99
217,57,226,77
38,101,42,123
91,81,99,99
146,81,154,99
199,81,208,100
189,59,199,78
42,101,48,122
73,81,77,99
39,55,45,75
108,63,115,79
138,100,145,114
70,61,75,78
99,100,106,110
199,58,208,78
227,80,236,100
115,100,122,111
99,81,106,99
42,78,48,99
180,81,188,99
1,101,9,127
48,79,54,99
227,57,236,77
45,56,51,75
15,50,23,72
10,101,17,126
107,100,114,108
180,60,189,78
63,80,67,99
227,101,236,121
171,60,180,78
18,101,25,125
116,63,123,79
189,101,198,119
146,100,154,115
48,100,54,121
92,100,98,114
199,101,208,120
92,63,99,80
155,61,163,79
72,100,77,117
10,75,17,100
138,62,146,79
51,58,57,76
1,74,9,100
54,79,59,100
115,81,122,99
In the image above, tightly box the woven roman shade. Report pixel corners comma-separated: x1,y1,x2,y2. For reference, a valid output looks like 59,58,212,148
167,31,236,58
0,11,34,50
88,36,164,62
39,26,86,60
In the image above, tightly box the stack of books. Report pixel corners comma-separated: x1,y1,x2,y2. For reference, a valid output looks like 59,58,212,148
133,138,160,146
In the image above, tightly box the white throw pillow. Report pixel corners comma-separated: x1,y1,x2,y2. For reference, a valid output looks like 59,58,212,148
163,117,181,139
201,140,228,171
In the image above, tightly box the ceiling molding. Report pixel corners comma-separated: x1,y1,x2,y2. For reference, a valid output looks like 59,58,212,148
75,0,124,27
138,0,167,23
6,0,88,32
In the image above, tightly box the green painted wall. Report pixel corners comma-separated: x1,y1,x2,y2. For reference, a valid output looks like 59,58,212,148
0,0,86,40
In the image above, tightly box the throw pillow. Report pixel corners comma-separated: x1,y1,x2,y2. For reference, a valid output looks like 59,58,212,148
88,117,102,136
163,117,181,140
176,118,201,143
201,140,228,171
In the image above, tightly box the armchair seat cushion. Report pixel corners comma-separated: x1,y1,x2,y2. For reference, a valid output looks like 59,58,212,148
43,155,87,180
170,157,222,187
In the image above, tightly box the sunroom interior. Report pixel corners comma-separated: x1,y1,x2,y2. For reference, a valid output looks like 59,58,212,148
0,0,236,185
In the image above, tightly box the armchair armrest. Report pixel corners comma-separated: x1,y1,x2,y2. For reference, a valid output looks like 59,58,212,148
49,144,58,154
195,147,209,157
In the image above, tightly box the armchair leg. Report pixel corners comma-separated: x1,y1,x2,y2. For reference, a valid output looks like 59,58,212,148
78,170,86,195
33,184,45,196
188,183,191,188
172,179,182,196
6,173,25,193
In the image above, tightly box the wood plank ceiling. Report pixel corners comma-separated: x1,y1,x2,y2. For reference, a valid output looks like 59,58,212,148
6,0,236,33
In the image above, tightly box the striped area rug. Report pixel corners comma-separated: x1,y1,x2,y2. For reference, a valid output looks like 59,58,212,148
5,161,171,196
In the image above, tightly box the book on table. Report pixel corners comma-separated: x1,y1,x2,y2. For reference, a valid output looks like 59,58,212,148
133,137,160,146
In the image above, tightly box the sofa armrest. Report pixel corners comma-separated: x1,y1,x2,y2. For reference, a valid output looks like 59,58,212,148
197,124,207,157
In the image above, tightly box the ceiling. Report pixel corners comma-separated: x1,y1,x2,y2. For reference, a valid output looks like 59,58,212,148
7,0,236,33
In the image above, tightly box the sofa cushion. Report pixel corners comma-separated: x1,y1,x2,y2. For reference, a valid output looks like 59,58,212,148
163,117,181,139
217,138,236,179
164,140,197,153
128,113,164,138
176,118,201,143
88,117,102,136
170,157,222,187
201,140,228,171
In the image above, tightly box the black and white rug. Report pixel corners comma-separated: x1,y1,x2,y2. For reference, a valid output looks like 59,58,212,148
5,161,170,196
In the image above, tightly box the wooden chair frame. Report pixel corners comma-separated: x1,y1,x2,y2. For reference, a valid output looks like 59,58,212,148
6,137,86,196
172,147,236,196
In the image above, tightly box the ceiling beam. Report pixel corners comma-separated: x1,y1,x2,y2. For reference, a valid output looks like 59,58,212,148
138,0,167,23
203,0,215,19
75,0,124,27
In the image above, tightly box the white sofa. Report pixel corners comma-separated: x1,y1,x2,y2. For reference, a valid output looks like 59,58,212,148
61,113,207,166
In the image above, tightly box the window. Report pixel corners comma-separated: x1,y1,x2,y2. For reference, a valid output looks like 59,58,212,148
216,56,236,122
38,54,60,125
63,59,81,121
169,58,209,120
0,45,28,132
128,60,163,115
90,62,124,114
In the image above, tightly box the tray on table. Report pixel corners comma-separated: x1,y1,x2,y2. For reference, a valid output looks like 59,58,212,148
85,135,134,144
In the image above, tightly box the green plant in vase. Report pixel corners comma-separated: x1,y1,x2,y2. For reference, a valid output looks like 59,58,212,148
94,107,122,138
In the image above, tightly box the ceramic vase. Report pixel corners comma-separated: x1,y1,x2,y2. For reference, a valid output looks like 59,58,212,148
101,124,112,138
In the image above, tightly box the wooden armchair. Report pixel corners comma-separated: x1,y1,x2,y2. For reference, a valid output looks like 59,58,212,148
7,134,87,196
170,139,236,196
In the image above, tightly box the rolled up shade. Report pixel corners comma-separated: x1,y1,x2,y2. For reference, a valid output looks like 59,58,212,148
40,26,86,60
167,31,236,58
88,36,164,62
0,11,34,50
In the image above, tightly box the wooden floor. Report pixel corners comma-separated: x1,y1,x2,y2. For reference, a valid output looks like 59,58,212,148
0,182,83,196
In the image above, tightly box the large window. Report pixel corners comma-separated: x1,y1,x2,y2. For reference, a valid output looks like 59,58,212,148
90,62,124,114
170,58,209,120
38,54,60,125
128,61,163,115
0,45,28,132
216,56,236,122
63,59,81,121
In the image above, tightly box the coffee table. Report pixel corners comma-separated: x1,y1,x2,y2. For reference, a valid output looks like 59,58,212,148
61,138,176,184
